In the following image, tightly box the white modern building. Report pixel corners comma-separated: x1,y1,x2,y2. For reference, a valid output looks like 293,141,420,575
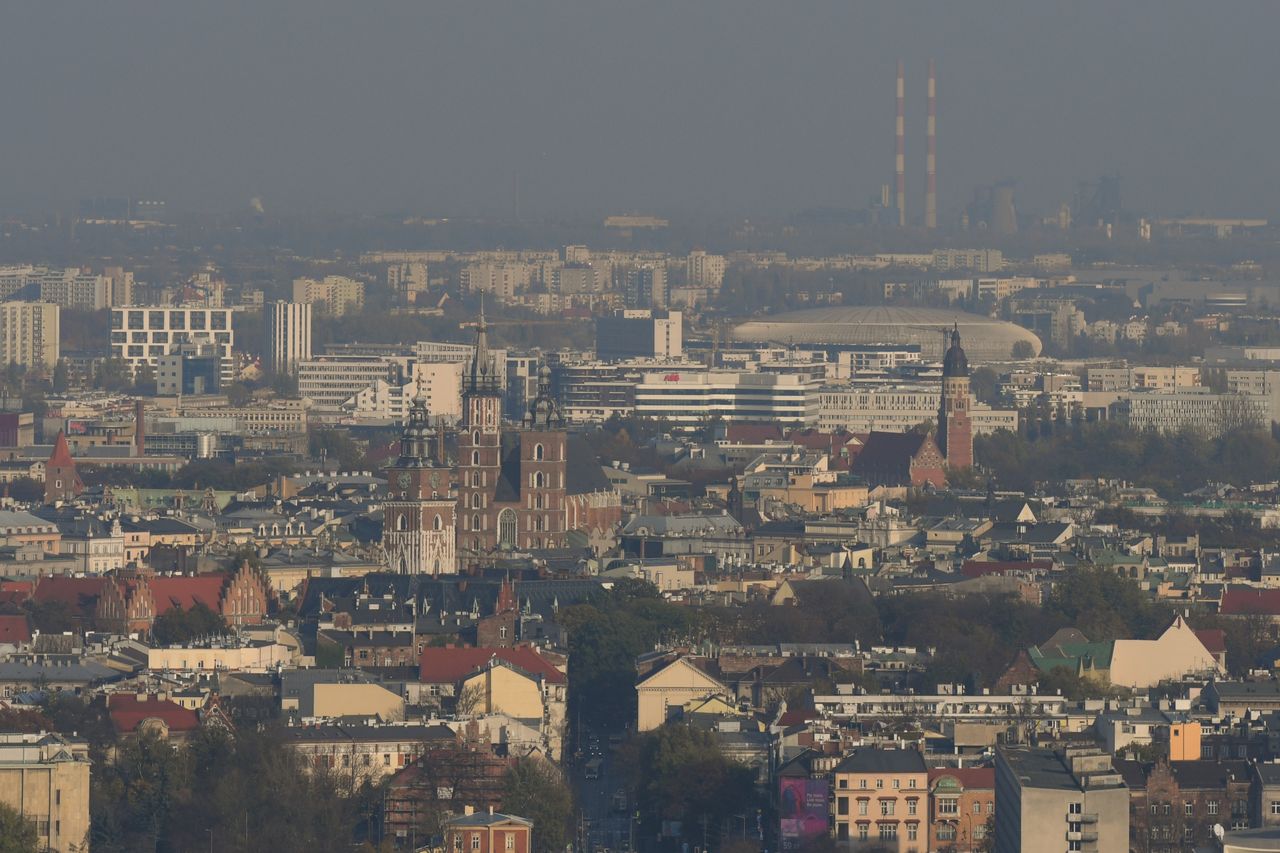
633,369,819,427
341,362,464,424
818,385,1018,435
298,354,398,413
265,301,312,376
111,307,235,384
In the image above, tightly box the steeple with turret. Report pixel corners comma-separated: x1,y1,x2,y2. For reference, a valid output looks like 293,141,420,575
937,323,973,469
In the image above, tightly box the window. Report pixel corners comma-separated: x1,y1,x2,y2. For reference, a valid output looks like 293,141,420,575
1069,802,1082,815
1209,801,1220,815
471,493,482,509
1068,843,1082,853
838,798,848,816
878,824,897,841
1185,802,1193,816
880,800,894,817
906,824,917,841
1184,827,1194,842
937,825,956,841
973,802,981,815
838,779,848,789
472,450,480,465
875,779,884,789
506,835,515,850
858,800,868,816
471,834,481,850
907,799,917,816
857,825,868,841
434,515,443,531
534,443,544,460
498,509,517,550
938,798,959,816
860,779,868,789
1149,804,1158,815
396,514,407,532
892,779,899,789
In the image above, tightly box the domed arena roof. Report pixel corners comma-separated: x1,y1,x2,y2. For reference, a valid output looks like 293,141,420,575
730,306,1041,361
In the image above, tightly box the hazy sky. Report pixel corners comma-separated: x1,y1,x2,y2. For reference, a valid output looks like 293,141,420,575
3,1,1278,221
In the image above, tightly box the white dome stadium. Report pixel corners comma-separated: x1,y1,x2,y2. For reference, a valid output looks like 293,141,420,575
730,306,1041,361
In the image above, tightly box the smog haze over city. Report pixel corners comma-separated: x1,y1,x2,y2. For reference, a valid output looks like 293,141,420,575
9,4,1280,853
3,0,1279,219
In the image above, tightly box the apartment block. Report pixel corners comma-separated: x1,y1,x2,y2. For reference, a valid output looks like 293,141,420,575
994,746,1128,853
0,302,60,368
265,301,313,376
292,276,365,317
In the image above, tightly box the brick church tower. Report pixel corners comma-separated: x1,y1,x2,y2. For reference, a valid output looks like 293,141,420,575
937,325,973,469
457,305,505,559
45,431,82,505
383,387,457,575
456,305,569,565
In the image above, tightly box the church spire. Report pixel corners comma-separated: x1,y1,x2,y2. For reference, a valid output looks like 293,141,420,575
467,296,501,394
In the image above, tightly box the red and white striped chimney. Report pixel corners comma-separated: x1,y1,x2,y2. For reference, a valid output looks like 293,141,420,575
895,59,906,227
926,59,937,229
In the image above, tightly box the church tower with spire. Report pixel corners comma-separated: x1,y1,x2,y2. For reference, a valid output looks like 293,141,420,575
937,324,973,469
458,302,505,559
383,385,456,574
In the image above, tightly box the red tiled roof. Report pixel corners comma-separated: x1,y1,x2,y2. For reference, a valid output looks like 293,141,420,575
723,424,785,445
961,559,1053,579
33,576,107,617
0,615,31,645
48,431,75,467
419,646,566,685
106,693,200,733
147,576,227,615
777,708,820,727
1194,628,1228,655
928,767,995,790
1220,587,1280,616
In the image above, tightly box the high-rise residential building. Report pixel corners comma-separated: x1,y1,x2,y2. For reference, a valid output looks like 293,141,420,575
291,276,365,316
686,250,726,289
0,732,91,853
620,265,668,309
110,307,235,384
460,263,532,302
38,269,111,310
994,746,1128,853
0,301,60,368
265,301,312,376
595,310,682,361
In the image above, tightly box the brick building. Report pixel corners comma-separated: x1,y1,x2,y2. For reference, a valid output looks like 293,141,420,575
444,809,532,853
44,431,82,505
95,560,271,634
1118,757,1251,852
937,325,974,470
928,767,994,852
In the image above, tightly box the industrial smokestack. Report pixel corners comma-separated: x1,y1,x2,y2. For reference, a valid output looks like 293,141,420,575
925,59,937,229
895,60,906,227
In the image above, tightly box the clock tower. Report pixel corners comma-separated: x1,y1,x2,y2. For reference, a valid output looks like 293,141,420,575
383,388,456,575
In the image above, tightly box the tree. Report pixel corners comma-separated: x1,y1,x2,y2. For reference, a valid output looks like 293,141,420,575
52,359,69,393
626,724,757,848
1011,340,1035,359
150,602,229,646
0,801,39,853
225,382,253,407
501,758,573,853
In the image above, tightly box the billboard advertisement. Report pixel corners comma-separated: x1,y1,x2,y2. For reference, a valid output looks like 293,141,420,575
779,777,828,851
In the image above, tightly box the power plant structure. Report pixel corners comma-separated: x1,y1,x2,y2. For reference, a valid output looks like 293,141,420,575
895,60,906,227
890,59,938,229
925,59,937,230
